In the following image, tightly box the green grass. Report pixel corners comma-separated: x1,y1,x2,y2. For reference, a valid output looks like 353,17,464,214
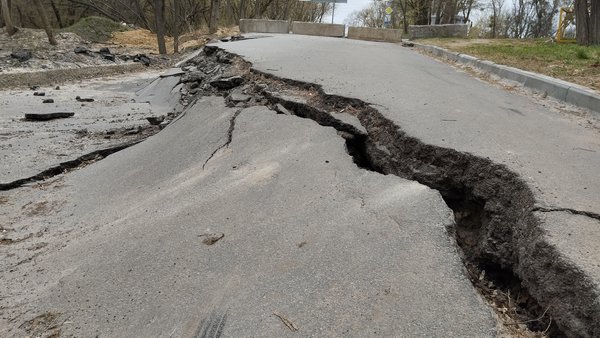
420,38,600,90
575,48,590,60
61,16,130,42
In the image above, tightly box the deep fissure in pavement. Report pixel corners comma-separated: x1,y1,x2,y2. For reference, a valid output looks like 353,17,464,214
7,46,593,336
179,46,600,337
0,140,142,191
262,80,562,337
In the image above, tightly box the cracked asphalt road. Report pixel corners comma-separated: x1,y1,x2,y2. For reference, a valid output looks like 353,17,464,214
219,34,599,214
2,34,599,337
0,71,165,184
217,33,600,327
0,95,496,337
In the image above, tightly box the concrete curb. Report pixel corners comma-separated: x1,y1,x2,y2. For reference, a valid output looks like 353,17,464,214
412,43,600,116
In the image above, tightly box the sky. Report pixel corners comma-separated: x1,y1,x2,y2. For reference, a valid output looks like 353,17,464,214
327,0,489,25
329,0,373,24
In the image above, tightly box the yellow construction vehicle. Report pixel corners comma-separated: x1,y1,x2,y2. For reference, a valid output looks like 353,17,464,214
556,7,576,43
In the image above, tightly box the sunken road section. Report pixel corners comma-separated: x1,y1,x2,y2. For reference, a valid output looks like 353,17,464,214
178,45,599,337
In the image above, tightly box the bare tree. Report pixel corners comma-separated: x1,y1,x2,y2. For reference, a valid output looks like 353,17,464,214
396,0,409,33
32,0,57,45
575,0,590,44
528,0,559,38
459,0,479,22
172,0,180,53
490,0,505,38
407,0,430,25
1,0,17,35
209,0,220,33
591,0,599,44
49,0,65,28
154,0,167,54
508,0,533,38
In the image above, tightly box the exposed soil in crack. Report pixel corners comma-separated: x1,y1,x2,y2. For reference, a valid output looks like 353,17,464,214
179,45,600,337
0,140,141,191
203,109,243,170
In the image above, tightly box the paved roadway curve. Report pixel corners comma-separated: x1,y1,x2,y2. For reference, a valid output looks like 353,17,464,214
2,34,598,337
218,34,600,335
221,34,600,215
1,93,496,336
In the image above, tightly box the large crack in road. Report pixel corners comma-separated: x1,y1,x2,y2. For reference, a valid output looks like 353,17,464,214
0,140,142,191
2,44,597,337
177,45,598,337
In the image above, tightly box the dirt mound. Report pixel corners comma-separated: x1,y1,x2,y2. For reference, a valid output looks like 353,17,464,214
0,27,85,51
110,29,170,54
0,27,89,72
109,26,241,54
61,16,130,43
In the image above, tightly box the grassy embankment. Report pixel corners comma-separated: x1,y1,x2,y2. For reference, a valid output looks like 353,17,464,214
419,38,600,90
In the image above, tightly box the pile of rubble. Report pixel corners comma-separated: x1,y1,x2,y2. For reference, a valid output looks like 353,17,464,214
0,27,164,74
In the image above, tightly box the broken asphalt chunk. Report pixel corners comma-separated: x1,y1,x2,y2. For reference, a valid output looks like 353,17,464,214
124,126,142,135
24,112,74,121
199,233,225,245
159,68,186,78
102,54,116,62
146,116,165,125
74,46,90,54
274,103,292,115
33,92,45,96
228,88,251,103
133,54,151,66
181,71,204,83
216,52,232,64
98,48,116,61
203,45,219,56
210,76,244,90
10,50,32,62
76,96,94,102
42,99,54,104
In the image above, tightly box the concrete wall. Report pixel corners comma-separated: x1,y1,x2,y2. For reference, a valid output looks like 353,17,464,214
408,24,468,39
347,27,402,42
239,19,290,34
291,22,345,37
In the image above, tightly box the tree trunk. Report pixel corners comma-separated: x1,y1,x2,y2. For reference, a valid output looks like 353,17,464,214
413,0,429,25
239,0,245,22
398,0,408,33
464,0,475,22
591,0,600,44
173,0,180,53
32,0,57,45
575,0,590,45
209,0,219,34
1,0,17,35
135,0,152,30
49,0,64,28
226,0,232,25
154,0,167,54
255,0,260,18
